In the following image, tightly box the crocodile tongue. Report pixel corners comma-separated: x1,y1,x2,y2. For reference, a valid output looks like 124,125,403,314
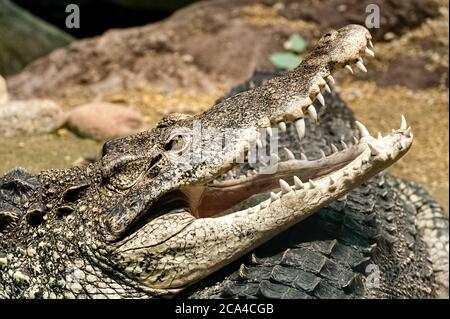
182,143,365,218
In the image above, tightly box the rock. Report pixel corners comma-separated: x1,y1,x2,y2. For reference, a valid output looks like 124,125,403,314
0,99,66,137
66,102,147,141
0,0,74,75
0,75,7,105
7,0,440,99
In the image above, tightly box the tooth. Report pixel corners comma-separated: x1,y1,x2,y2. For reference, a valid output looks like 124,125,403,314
343,169,349,177
356,60,367,73
324,83,331,93
345,65,354,74
244,207,253,215
240,175,246,179
329,176,335,185
300,153,308,160
355,121,370,137
368,142,380,156
279,179,291,194
365,47,375,57
327,75,335,85
266,127,273,137
270,192,279,201
283,147,296,160
270,153,280,163
309,179,317,188
400,115,407,130
295,118,306,140
405,127,412,137
331,143,338,153
294,176,303,189
227,171,234,178
278,121,287,132
316,93,325,106
307,105,318,122
368,39,374,49
256,139,263,149
377,132,383,139
340,140,348,149
320,150,326,158
352,136,359,144
318,77,327,87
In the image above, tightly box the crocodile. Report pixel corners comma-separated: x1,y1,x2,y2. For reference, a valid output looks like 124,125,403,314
0,24,448,299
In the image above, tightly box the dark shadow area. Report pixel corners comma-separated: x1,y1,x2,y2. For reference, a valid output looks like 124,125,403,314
12,0,199,38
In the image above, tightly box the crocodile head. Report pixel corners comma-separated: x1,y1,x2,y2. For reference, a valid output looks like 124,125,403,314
0,25,413,298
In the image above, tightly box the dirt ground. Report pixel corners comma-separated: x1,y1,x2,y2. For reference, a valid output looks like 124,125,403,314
340,6,449,212
1,0,448,212
340,83,449,213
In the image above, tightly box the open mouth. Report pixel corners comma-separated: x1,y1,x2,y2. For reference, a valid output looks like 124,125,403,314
174,36,408,219
181,116,413,219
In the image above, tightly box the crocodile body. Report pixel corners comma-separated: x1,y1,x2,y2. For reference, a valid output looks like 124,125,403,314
0,25,448,299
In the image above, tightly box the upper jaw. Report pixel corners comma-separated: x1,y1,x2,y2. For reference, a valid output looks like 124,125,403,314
250,25,375,149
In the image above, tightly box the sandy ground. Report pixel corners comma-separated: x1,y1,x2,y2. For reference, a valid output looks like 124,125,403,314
339,82,449,213
340,7,449,212
0,132,101,173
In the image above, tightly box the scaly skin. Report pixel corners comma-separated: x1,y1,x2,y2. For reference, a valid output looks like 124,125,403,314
184,71,448,299
0,25,443,299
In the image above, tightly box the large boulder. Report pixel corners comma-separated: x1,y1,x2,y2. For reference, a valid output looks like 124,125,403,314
7,0,440,99
0,99,66,137
0,0,74,75
66,102,147,141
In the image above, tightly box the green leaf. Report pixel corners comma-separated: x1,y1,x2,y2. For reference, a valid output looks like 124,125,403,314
269,52,302,70
288,33,307,53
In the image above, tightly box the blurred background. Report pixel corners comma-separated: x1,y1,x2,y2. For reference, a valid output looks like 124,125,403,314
0,0,448,212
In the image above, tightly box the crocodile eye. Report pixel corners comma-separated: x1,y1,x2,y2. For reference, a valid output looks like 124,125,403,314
165,129,192,156
165,135,185,153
